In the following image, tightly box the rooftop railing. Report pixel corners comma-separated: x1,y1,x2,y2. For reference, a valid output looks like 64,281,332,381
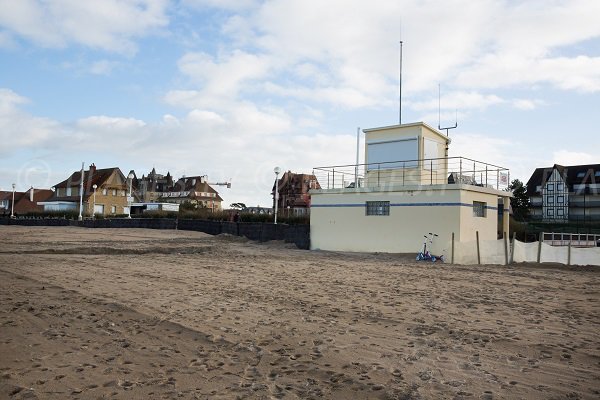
313,156,510,191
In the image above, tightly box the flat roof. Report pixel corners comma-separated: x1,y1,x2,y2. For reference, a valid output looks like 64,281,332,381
363,121,451,143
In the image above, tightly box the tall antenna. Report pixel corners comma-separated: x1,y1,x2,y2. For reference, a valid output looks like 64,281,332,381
438,83,457,136
399,40,403,125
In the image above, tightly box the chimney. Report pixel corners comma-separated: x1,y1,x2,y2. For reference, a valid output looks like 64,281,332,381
29,187,34,202
89,163,96,175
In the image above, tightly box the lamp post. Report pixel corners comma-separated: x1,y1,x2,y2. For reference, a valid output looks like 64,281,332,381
274,167,281,224
92,184,97,219
10,183,15,218
127,172,134,219
78,162,84,221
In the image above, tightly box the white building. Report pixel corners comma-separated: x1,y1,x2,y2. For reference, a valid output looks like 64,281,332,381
310,122,511,255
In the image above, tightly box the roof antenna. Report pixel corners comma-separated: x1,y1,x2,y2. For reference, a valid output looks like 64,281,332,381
438,83,457,136
399,40,403,125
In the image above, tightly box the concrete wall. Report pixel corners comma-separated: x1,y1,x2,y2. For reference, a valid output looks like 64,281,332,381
310,184,503,254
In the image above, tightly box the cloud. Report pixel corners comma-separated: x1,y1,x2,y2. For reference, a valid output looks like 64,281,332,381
0,89,62,153
0,0,169,54
552,150,597,166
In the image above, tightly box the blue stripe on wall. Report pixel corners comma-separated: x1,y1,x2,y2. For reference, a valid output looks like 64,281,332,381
312,202,499,210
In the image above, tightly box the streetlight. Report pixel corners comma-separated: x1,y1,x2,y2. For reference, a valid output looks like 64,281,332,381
10,183,15,218
273,167,281,224
127,172,134,219
92,184,97,219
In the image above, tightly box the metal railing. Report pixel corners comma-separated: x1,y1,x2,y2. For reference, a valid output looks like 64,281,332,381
313,156,510,190
542,232,600,247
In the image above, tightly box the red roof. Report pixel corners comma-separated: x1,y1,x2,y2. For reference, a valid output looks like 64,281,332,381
13,189,54,213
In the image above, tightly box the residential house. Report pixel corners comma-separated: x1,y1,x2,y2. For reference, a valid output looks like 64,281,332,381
527,163,600,222
13,188,53,214
39,163,132,216
159,176,223,211
0,190,24,217
310,122,512,254
137,168,174,202
272,171,320,216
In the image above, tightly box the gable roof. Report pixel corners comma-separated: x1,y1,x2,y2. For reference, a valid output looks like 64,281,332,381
526,163,600,195
14,189,54,213
54,167,123,189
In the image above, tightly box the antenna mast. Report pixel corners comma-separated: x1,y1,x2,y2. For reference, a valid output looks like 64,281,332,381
438,83,457,136
399,40,403,125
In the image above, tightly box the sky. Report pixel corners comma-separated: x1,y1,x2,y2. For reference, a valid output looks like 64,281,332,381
1,0,599,207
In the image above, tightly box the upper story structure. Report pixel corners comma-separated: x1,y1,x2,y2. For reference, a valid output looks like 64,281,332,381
310,122,511,254
527,163,600,222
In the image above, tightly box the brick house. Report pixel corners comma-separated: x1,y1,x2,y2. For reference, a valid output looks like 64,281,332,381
272,171,320,216
39,164,132,217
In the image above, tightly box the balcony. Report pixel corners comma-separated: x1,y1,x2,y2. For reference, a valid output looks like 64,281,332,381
313,156,510,191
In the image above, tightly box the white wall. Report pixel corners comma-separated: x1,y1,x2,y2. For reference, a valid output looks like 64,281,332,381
310,185,502,254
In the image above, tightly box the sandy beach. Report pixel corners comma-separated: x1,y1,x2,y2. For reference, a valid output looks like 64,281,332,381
0,226,598,399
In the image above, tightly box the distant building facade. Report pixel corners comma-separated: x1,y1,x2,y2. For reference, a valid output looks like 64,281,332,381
159,176,224,211
272,171,320,216
39,163,131,216
527,163,600,222
137,168,174,202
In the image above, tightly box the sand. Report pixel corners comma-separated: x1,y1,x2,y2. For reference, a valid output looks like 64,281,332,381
0,226,598,399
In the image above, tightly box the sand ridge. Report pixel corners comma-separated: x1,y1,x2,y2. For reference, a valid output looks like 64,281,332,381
0,226,599,399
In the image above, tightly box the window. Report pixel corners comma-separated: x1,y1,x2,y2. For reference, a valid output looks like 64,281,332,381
111,206,116,214
546,183,554,192
595,171,600,178
102,188,107,195
557,183,564,191
547,196,554,204
112,189,117,196
547,209,554,217
121,190,126,197
366,201,390,216
577,172,585,178
557,196,564,204
473,201,486,217
557,209,564,216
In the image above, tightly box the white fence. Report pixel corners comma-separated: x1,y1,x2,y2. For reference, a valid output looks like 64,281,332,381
446,233,600,266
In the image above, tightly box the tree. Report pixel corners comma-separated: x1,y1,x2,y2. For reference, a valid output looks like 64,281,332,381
508,179,530,220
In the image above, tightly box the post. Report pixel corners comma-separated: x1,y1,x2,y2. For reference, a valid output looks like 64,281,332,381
485,165,488,187
332,168,335,188
537,232,543,263
127,176,133,219
503,232,508,266
402,162,405,186
568,235,572,266
10,183,15,218
430,160,433,184
355,127,360,187
78,162,84,221
274,167,281,224
451,232,455,264
476,230,481,265
502,196,510,240
510,232,516,264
